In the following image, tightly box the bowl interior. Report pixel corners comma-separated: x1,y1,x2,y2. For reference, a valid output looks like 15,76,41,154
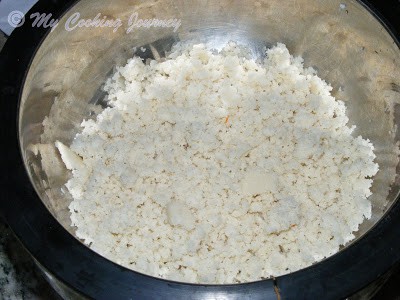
19,0,400,278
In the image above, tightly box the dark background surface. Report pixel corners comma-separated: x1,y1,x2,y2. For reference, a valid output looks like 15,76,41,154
366,0,400,36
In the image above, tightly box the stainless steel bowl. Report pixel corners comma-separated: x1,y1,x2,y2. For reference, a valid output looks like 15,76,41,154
1,0,400,298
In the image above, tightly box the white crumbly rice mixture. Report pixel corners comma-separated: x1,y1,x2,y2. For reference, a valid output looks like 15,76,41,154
56,42,379,284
